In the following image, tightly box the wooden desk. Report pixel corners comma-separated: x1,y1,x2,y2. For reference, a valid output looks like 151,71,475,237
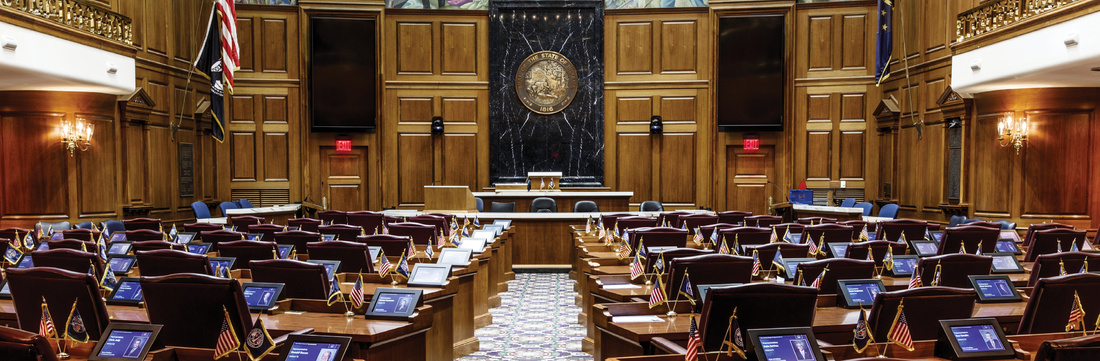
771,203,864,223
472,191,634,213
223,205,302,225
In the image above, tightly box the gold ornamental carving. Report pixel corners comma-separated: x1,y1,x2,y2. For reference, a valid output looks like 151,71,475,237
956,0,1084,43
1,0,133,45
515,51,578,115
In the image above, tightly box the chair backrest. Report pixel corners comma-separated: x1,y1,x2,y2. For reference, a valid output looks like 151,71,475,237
716,211,751,225
0,324,59,361
616,217,658,231
749,243,812,269
997,220,1017,230
228,216,265,234
124,229,164,242
840,220,872,234
307,240,374,274
796,258,875,294
938,225,1000,255
191,201,211,219
59,229,100,242
840,198,857,207
629,227,689,250
31,249,104,280
183,223,223,234
249,259,330,300
854,202,873,216
408,215,448,237
357,235,412,259
639,201,664,212
665,254,753,299
7,267,111,340
875,219,928,242
644,248,711,274
1025,228,1089,262
868,287,976,341
1033,333,1100,361
247,224,285,242
744,215,783,228
598,213,636,232
287,218,322,232
197,230,246,251
218,202,238,217
802,224,856,254
530,197,557,213
317,210,348,225
140,273,252,348
317,224,363,241
878,204,899,218
797,217,837,225
681,215,719,236
966,221,1001,230
716,227,772,246
657,211,694,228
0,228,32,244
1019,273,1100,334
948,215,966,228
216,240,278,269
476,197,484,212
844,241,905,267
573,201,599,213
135,250,212,277
771,223,804,239
916,254,994,288
386,222,436,246
45,239,96,252
347,211,385,235
489,202,515,213
699,283,818,352
123,218,161,231
131,240,185,252
1028,252,1095,287
237,199,254,208
102,221,125,236
274,231,322,255
1024,223,1074,247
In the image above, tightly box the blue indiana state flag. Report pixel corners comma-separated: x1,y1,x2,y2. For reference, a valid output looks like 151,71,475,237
875,0,894,85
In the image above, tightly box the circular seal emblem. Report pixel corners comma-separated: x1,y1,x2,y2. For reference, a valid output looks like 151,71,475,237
515,51,579,115
246,328,264,348
71,316,85,334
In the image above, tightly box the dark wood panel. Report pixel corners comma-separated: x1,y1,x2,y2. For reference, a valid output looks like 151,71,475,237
924,0,946,54
841,93,865,121
232,95,255,123
617,22,653,74
263,96,287,124
841,15,866,70
441,22,477,75
1024,112,1090,215
726,146,774,216
123,123,146,204
971,114,1012,214
399,98,433,122
264,132,289,182
441,98,477,122
237,17,255,72
329,184,363,214
839,131,864,180
146,0,169,56
322,147,367,211
442,134,477,191
616,98,652,122
262,18,288,73
398,134,433,205
660,21,696,73
173,0,195,63
806,132,832,180
231,132,256,181
807,16,833,71
808,94,831,122
397,22,433,74
148,126,173,210
660,133,695,204
617,134,652,203
661,97,695,122
202,134,217,200
146,81,169,113
77,116,117,216
1,114,69,216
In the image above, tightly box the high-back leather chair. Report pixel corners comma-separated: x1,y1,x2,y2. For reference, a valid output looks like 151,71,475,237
681,215,719,236
317,224,363,241
197,230,246,251
840,198,857,207
58,229,100,242
639,201,664,212
657,211,694,229
803,224,856,255
797,258,876,294
840,220,872,234
408,215,448,237
573,201,599,213
1025,228,1089,262
476,198,484,212
307,241,374,274
966,221,1002,230
134,250,212,277
1023,223,1074,247
317,210,348,225
274,231,322,255
868,287,976,341
698,284,818,352
288,218,322,233
797,217,837,225
191,201,211,220
616,217,658,231
7,268,111,340
216,240,278,269
664,254,753,302
237,199,254,208
744,215,783,228
1019,273,1100,334
184,222,223,234
424,213,457,231
629,227,689,251
915,254,993,288
45,239,95,252
938,225,1000,255
644,248,711,274
1028,252,1095,287
854,202,874,216
218,202,238,217
31,249,104,280
877,204,899,219
228,216,265,234
489,202,515,213
751,243,812,267
876,219,928,243
599,213,638,232
123,218,161,231
140,274,252,348
131,240,185,252
347,211,385,235
948,215,967,228
0,325,60,361
1033,333,1100,360
124,229,164,242
530,197,557,213
250,259,330,300
357,235,412,259
716,211,751,226
248,224,285,242
845,241,905,267
387,222,436,246
716,227,772,246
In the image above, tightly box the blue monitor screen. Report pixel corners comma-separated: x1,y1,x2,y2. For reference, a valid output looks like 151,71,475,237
1,281,9,296
109,258,135,273
51,233,63,240
914,242,938,255
892,258,917,274
278,245,293,259
368,247,381,261
320,264,336,280
372,292,415,314
210,260,233,272
929,232,943,241
244,287,279,308
110,233,126,242
321,234,337,242
975,279,1015,298
187,244,210,254
950,324,1005,353
991,256,1018,271
285,341,341,361
174,233,195,244
757,333,820,361
843,282,882,305
36,243,50,251
111,281,143,301
16,255,32,269
97,330,152,358
790,234,802,244
108,243,130,255
995,240,1019,253
830,244,850,257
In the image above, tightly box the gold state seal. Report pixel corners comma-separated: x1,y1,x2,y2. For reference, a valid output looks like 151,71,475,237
515,51,579,115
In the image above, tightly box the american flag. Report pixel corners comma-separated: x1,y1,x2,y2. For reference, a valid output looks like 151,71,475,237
12,231,21,249
214,309,240,358
378,250,392,277
617,242,632,260
806,236,819,257
648,277,666,309
717,237,730,255
692,228,703,245
908,267,922,289
769,229,778,243
585,217,592,234
437,230,446,247
351,274,365,308
1068,291,1085,331
887,308,914,351
860,225,870,241
751,250,761,276
1058,239,1064,253
630,253,644,280
685,316,702,361
39,301,56,338
407,240,416,259
810,269,826,289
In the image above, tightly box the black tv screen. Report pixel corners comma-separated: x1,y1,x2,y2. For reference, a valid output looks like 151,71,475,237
717,15,785,131
310,17,377,132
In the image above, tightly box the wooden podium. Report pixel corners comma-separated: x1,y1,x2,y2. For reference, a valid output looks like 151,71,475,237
424,186,477,212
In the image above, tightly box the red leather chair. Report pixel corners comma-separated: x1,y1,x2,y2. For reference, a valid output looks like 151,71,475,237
248,224,286,242
317,224,363,241
751,243,812,265
7,267,111,340
139,273,253,348
134,249,212,277
664,254,753,301
288,218,322,233
197,230,246,251
216,240,278,269
183,222,222,234
966,221,1002,230
58,229,100,242
357,234,412,259
716,227,772,246
124,229,165,242
868,287,976,341
1024,228,1089,262
771,223,805,240
1028,252,1095,287
615,217,658,231
1023,222,1073,247
840,220,873,234
131,240,185,252
0,325,60,361
915,254,993,288
307,241,374,274
680,214,719,236
797,217,837,225
628,227,689,251
745,215,783,228
802,224,856,254
716,211,751,226
409,215,448,238
0,228,32,244
347,211,385,235
796,258,876,294
31,249,104,280
123,218,162,231
383,215,404,225
228,216,265,234
845,240,906,267
250,259,330,300
657,211,695,229
937,225,1000,255
387,222,436,246
695,283,817,353
1019,273,1100,334
45,239,96,252
876,219,928,243
424,213,456,229
645,248,711,275
317,210,348,225
599,213,637,232
274,231,322,255
1033,333,1100,360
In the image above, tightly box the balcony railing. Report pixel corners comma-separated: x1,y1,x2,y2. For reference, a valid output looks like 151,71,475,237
956,0,1086,43
1,0,132,45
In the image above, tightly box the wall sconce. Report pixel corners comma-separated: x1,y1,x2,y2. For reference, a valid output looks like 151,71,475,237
997,111,1028,154
61,120,93,157
431,116,444,135
649,116,663,134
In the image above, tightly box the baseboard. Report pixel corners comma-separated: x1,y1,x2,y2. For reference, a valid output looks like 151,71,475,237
513,265,571,273
475,313,493,328
453,337,480,358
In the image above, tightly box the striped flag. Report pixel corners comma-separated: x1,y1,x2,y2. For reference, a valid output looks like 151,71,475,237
692,228,703,246
769,228,778,243
214,308,240,358
1068,291,1085,331
629,252,644,280
908,266,922,289
617,242,632,260
806,235,819,257
351,273,365,308
1058,239,1064,253
407,239,416,259
717,236,730,255
648,277,667,309
585,217,592,234
751,250,761,276
887,305,914,351
860,225,870,242
685,316,702,361
195,0,239,143
810,268,827,289
39,299,56,338
378,250,392,277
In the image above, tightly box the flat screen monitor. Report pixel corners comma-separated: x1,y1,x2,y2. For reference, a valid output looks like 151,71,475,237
247,233,263,241
108,242,132,255
999,231,1021,243
935,318,1015,360
15,255,33,269
912,241,939,257
459,238,487,253
174,232,196,244
0,279,11,299
492,220,511,229
827,243,853,259
837,279,886,308
35,242,49,251
748,327,824,361
88,323,162,361
321,234,337,242
364,288,422,321
929,231,944,242
437,248,473,266
106,277,144,305
108,255,137,274
278,244,295,259
109,233,126,242
989,253,1024,274
242,282,285,312
995,240,1021,255
368,246,381,261
647,246,676,255
306,260,340,280
276,335,352,361
187,243,211,254
889,255,919,277
309,17,377,133
716,15,785,132
209,257,237,273
407,264,451,287
50,233,63,240
698,283,740,303
781,258,815,280
472,230,496,241
482,225,504,236
968,275,1022,303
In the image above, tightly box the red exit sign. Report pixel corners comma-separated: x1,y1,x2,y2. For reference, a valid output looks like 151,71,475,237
336,139,352,153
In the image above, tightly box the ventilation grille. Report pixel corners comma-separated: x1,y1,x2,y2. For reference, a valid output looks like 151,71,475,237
809,188,865,206
230,189,290,207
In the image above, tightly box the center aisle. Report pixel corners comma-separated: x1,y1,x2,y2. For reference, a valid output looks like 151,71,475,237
460,273,593,361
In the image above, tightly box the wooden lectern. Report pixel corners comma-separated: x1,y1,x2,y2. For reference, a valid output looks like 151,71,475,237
424,186,477,212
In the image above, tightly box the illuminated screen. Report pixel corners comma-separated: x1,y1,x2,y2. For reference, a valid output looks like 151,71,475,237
757,334,820,361
950,324,1005,353
96,330,152,358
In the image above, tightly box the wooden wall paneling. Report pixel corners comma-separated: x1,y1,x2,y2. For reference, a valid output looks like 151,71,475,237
605,9,709,83
262,18,288,73
796,5,875,79
442,134,477,190
805,131,832,180
0,114,70,217
838,131,864,180
231,132,257,181
440,22,478,75
807,15,833,71
145,0,169,58
147,125,175,214
726,145,774,216
616,134,653,204
122,122,148,205
616,21,654,75
1022,111,1090,217
398,134,433,205
238,16,256,73
76,115,118,217
385,13,487,83
969,114,1012,216
659,133,695,204
659,21,697,74
321,147,368,212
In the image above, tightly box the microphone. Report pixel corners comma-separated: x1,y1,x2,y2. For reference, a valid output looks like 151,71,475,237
767,180,790,203
303,181,325,203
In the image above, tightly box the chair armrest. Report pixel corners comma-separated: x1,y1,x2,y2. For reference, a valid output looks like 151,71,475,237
273,328,314,345
651,337,687,355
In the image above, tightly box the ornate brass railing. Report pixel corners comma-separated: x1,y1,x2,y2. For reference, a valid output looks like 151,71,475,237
957,0,1085,43
0,0,132,45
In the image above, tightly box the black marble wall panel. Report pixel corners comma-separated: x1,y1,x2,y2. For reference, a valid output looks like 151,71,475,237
488,0,604,187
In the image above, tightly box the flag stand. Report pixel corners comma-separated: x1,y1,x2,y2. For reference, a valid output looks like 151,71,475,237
666,272,689,317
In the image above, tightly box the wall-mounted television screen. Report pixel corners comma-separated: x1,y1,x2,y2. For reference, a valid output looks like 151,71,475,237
309,17,377,133
717,14,785,132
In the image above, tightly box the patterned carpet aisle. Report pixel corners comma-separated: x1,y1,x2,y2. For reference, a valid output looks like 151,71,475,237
459,273,593,361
